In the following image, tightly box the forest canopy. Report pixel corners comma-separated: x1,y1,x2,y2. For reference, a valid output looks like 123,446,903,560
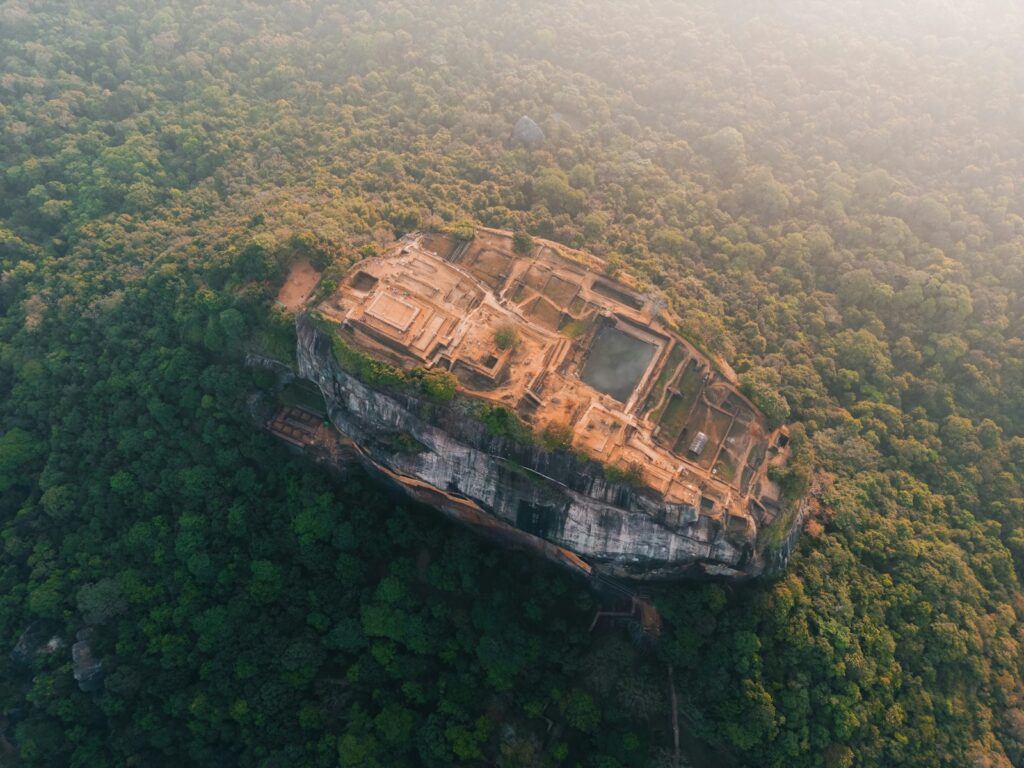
1,1,1023,767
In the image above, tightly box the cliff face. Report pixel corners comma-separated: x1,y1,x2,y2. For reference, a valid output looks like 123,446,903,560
296,314,800,580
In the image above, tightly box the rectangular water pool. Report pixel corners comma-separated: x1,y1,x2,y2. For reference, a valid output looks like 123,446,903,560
580,325,657,403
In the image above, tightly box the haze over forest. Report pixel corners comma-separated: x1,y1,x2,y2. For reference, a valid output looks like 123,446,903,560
1,1,1023,766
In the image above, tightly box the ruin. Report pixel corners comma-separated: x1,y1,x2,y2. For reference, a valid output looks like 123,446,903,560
292,227,800,579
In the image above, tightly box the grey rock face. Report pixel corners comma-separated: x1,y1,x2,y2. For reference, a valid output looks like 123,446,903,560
246,353,296,387
512,115,545,148
296,314,803,580
72,629,103,692
11,622,63,666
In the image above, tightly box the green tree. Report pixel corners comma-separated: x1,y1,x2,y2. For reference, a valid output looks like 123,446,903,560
0,428,40,491
512,230,534,255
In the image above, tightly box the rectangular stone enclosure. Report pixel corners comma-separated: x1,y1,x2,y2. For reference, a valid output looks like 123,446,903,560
366,292,420,332
580,325,657,403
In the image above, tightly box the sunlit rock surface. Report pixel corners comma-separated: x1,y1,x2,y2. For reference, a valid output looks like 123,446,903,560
294,229,805,580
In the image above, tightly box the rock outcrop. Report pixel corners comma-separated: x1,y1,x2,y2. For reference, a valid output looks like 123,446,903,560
511,115,545,148
11,622,63,666
295,313,802,580
71,629,103,693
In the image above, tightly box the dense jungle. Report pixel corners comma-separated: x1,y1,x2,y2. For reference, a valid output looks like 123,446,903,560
1,1,1023,766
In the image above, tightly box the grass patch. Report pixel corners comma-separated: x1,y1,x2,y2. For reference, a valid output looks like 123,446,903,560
560,315,595,339
643,344,686,415
658,394,690,438
674,361,704,414
713,453,737,484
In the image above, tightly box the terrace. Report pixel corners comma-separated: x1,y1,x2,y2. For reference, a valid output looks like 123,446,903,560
313,227,788,530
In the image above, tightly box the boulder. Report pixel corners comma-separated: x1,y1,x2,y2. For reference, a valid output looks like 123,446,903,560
72,629,103,692
511,115,545,148
11,622,63,666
